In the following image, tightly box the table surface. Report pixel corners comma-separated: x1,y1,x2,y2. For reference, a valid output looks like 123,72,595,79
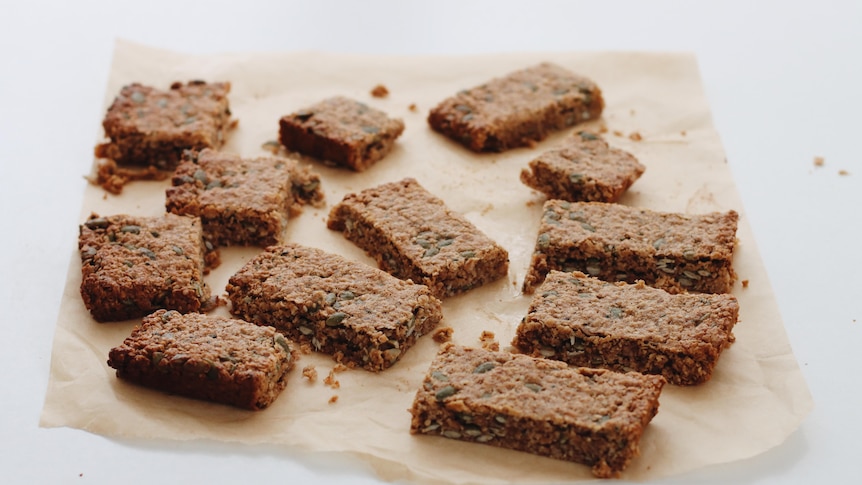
2,1,860,483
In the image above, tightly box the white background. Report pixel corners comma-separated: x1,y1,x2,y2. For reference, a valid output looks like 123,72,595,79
1,1,860,483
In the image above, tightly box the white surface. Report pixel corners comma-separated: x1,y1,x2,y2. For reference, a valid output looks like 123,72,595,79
1,1,859,483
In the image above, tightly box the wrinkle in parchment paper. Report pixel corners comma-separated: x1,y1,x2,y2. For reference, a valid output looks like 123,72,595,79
40,40,812,483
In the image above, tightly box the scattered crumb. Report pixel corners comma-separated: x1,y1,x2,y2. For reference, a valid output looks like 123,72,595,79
88,159,170,195
839,169,850,176
370,84,389,98
479,331,499,351
79,473,83,478
525,199,540,207
612,130,624,137
102,192,108,200
302,364,318,382
598,123,608,134
630,109,636,116
299,341,313,355
680,130,687,137
525,139,538,149
628,132,643,141
332,363,348,373
262,140,281,154
480,203,494,216
328,395,339,404
813,156,824,167
742,279,750,289
324,369,340,389
432,326,454,343
408,103,417,112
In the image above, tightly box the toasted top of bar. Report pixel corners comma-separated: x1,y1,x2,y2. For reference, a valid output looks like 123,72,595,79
425,344,664,426
529,271,738,351
538,201,738,261
102,81,231,139
329,178,508,271
528,132,645,186
227,243,440,333
79,213,205,281
430,62,601,125
168,149,313,214
280,95,404,142
108,309,291,374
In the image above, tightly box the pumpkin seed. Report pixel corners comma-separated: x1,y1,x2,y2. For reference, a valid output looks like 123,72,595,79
580,222,596,232
608,307,623,319
435,385,457,401
120,225,141,234
579,131,598,141
422,423,440,433
84,218,109,229
494,415,507,424
460,250,476,259
525,383,542,393
436,238,454,247
423,246,440,258
431,371,449,381
477,434,495,443
130,91,146,103
151,352,165,366
442,430,462,439
298,326,313,336
653,238,665,249
569,173,584,184
473,362,496,374
536,233,550,249
585,258,601,276
361,125,379,134
274,334,291,355
683,249,697,261
326,312,348,327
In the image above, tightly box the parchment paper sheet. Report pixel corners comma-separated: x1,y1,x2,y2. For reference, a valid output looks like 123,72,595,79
40,40,813,483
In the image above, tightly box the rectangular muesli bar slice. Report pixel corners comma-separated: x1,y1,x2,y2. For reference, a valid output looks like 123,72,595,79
427,62,604,152
166,148,324,247
95,81,232,170
78,213,211,322
327,178,509,298
226,243,443,371
278,96,405,171
523,201,738,294
107,310,294,410
410,344,665,478
520,131,645,202
513,271,739,385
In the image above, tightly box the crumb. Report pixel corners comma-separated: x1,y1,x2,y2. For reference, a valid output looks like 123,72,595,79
630,109,636,116
332,363,348,373
479,330,499,351
813,156,824,167
88,158,171,195
370,84,389,98
742,279,750,288
525,139,538,149
612,130,624,137
299,341,313,354
839,169,850,176
480,203,494,216
302,364,318,382
525,199,539,207
262,140,281,154
680,130,687,137
628,132,643,141
432,326,454,343
598,123,608,134
408,103,417,112
328,395,339,404
324,369,341,389
79,473,83,478
102,192,108,200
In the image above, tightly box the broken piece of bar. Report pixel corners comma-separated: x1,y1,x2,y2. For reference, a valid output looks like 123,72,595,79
278,96,405,171
226,243,443,371
107,309,294,410
165,149,324,247
513,271,739,385
327,178,509,298
520,131,645,202
427,62,604,152
522,201,738,294
410,344,665,478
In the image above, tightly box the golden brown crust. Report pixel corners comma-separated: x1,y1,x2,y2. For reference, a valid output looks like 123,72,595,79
410,344,665,478
513,271,738,385
523,201,738,294
107,310,294,410
427,62,604,152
